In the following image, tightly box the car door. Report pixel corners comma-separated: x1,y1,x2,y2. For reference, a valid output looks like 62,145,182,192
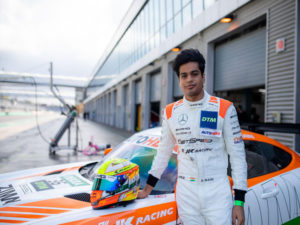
243,139,300,225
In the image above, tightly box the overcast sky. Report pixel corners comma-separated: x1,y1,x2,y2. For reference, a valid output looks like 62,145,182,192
0,0,133,81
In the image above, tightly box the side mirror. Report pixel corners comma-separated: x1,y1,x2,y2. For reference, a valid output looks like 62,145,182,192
104,148,113,156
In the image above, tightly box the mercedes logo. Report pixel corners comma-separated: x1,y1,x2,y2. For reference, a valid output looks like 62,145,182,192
178,114,188,125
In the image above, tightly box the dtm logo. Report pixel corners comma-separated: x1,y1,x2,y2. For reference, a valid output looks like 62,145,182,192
178,114,188,126
200,111,218,129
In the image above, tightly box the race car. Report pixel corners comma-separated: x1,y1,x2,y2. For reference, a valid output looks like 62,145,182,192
0,127,299,225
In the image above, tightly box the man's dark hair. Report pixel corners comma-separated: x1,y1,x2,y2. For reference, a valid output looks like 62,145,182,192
173,48,206,76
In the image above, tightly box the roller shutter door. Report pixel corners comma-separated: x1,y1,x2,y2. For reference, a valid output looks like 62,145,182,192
150,73,161,102
173,71,183,98
135,80,142,104
214,26,266,91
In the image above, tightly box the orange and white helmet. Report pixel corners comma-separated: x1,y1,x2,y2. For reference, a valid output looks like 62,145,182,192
91,158,140,209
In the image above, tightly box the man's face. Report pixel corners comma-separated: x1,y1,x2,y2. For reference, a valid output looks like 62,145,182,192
178,62,205,101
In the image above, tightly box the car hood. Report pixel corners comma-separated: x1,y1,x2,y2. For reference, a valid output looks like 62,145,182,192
0,162,94,224
0,162,176,225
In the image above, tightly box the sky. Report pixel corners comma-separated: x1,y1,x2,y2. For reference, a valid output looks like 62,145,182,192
0,0,133,82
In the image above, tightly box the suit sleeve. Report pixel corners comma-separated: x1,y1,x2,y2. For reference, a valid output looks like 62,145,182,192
148,109,176,184
223,104,248,193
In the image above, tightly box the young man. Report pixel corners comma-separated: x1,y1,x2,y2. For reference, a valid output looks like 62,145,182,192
138,49,247,225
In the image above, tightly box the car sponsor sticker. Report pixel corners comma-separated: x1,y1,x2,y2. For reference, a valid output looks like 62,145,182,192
61,201,176,225
61,175,89,187
19,183,33,195
29,175,89,192
31,180,54,191
125,135,160,149
200,111,218,129
153,194,167,198
0,184,21,205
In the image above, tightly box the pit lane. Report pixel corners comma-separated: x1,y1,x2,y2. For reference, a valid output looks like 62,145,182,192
0,111,133,173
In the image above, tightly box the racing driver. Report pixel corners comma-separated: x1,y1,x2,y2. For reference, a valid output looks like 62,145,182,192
138,49,247,225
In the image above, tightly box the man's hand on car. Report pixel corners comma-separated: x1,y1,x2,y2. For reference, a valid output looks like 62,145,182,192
137,184,153,199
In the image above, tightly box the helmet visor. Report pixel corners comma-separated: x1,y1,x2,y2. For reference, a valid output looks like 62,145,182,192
92,174,121,192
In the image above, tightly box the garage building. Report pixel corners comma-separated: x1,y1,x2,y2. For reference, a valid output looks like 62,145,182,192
84,0,300,153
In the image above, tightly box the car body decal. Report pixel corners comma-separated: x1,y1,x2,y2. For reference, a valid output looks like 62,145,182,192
0,206,68,214
19,197,90,209
0,197,90,224
60,201,177,225
15,166,81,181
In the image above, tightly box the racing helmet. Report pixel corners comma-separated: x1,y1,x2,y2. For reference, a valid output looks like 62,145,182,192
91,158,140,209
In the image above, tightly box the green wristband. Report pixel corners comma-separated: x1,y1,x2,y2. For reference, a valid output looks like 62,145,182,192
234,200,244,207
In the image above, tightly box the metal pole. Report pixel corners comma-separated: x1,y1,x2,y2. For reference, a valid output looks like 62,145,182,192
75,118,78,151
68,126,70,147
49,62,70,110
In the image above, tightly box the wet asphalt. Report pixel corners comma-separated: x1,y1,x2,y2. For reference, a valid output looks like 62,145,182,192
0,112,133,174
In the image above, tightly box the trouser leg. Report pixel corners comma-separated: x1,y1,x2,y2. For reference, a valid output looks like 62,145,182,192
176,179,205,225
201,177,233,225
176,176,233,225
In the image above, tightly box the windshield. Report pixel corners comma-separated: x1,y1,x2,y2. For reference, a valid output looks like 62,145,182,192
244,140,291,179
91,134,177,194
86,132,293,193
227,140,292,179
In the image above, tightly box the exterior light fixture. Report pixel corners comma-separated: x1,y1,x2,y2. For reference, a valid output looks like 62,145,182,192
172,46,181,52
220,14,234,23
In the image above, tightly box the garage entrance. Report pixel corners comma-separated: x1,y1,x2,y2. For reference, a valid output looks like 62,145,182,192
215,87,265,123
214,21,266,123
172,70,183,101
122,84,129,130
149,72,161,128
134,80,142,131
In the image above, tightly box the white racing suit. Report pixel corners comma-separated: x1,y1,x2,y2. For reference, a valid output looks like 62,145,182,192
149,91,247,225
